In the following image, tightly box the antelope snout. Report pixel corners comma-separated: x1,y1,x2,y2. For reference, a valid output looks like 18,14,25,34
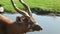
32,25,43,31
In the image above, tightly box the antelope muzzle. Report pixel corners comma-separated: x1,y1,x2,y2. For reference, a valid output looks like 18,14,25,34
28,23,43,32
32,25,42,31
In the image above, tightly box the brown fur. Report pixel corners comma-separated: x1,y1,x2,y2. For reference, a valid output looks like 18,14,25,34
0,14,29,34
0,14,42,34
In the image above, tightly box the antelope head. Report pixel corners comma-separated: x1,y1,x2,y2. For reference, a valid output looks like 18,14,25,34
11,0,43,33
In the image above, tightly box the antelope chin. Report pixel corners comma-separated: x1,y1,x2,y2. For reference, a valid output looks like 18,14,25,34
34,31,39,32
29,29,42,32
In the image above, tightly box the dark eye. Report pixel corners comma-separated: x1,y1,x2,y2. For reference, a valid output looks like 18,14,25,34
28,21,34,25
27,19,35,24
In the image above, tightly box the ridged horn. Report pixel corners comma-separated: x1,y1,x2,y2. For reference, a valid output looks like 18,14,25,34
19,0,32,16
11,0,29,17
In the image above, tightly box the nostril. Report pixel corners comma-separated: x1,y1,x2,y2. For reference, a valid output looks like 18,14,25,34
40,28,43,30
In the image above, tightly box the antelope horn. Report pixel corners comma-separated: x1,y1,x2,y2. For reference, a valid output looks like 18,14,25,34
11,0,29,17
19,0,32,16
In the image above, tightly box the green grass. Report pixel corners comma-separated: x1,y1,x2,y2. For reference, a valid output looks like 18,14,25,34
0,0,60,12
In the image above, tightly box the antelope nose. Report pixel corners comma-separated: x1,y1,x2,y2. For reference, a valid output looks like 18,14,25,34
40,27,43,30
32,25,43,31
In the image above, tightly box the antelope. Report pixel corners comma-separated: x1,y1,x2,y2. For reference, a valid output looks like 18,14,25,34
0,0,43,34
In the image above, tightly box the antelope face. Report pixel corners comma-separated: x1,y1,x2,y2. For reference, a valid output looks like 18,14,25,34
16,16,43,32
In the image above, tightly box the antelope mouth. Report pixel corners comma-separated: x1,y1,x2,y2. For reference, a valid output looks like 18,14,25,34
29,25,43,32
32,25,42,31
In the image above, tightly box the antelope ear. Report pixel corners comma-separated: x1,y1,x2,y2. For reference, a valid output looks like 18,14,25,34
16,16,21,23
16,16,25,23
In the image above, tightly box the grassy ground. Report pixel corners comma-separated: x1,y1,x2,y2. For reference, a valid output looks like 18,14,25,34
0,0,60,12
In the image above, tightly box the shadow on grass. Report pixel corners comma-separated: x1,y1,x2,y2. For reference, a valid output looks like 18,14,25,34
31,7,60,16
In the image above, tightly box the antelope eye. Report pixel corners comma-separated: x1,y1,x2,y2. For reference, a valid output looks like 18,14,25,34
28,22,33,25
